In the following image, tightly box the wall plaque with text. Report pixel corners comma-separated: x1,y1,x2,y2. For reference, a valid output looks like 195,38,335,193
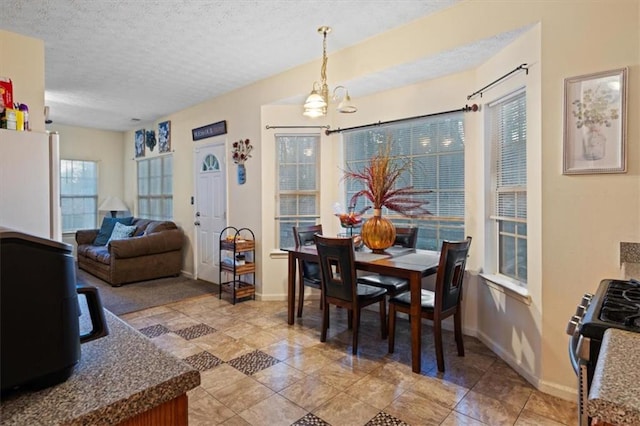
192,120,227,141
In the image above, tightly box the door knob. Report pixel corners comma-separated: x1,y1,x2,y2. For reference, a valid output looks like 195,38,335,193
196,212,201,217
194,221,200,226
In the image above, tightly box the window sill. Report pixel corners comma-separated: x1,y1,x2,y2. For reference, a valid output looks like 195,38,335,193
479,273,531,305
270,250,288,260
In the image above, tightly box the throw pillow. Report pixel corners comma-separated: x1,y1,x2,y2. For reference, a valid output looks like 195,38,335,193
106,222,137,246
93,217,134,245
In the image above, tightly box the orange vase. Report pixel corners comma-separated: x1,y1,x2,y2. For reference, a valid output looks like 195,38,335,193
361,209,396,253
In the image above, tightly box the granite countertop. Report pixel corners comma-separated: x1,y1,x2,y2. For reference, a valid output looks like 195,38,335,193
587,328,640,425
0,309,200,425
622,262,639,280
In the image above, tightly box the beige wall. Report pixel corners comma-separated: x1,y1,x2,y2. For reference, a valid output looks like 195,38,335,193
6,0,639,401
120,0,639,399
51,123,127,218
0,30,45,132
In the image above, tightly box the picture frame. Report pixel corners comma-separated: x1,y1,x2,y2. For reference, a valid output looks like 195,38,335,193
158,120,171,153
563,67,627,175
134,129,145,158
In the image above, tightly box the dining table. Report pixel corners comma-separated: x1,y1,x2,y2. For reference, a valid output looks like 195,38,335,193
282,244,441,373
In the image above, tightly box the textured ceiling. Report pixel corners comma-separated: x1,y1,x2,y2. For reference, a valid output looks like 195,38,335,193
1,0,524,132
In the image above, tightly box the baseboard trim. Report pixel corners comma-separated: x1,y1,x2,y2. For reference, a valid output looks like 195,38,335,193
475,330,577,402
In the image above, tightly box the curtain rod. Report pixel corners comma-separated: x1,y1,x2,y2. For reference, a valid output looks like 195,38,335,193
265,125,330,130
467,63,528,100
324,104,478,136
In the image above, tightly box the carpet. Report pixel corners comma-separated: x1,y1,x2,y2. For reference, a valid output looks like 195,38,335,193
75,269,218,315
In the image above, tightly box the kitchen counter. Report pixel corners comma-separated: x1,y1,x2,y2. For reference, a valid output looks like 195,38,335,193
622,262,639,280
587,328,640,425
0,308,200,425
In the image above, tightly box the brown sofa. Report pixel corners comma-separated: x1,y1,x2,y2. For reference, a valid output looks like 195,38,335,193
76,218,184,287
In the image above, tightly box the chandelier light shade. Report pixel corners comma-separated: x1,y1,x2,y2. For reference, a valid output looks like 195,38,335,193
98,196,129,218
303,26,357,118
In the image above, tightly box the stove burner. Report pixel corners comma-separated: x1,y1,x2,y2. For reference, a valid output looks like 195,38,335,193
623,287,640,304
598,279,640,329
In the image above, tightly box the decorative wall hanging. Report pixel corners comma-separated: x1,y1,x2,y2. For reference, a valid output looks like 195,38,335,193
192,120,227,141
134,129,145,158
158,120,171,153
145,130,156,152
231,138,253,185
563,67,627,175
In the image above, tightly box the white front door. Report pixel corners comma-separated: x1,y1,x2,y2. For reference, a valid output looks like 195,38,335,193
194,142,226,283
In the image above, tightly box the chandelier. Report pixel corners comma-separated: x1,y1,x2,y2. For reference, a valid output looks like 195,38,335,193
303,26,357,118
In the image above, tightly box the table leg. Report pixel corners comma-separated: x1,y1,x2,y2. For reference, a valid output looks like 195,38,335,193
410,271,422,373
287,252,296,325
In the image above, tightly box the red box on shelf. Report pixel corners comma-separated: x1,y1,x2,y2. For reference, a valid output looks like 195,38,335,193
0,77,13,110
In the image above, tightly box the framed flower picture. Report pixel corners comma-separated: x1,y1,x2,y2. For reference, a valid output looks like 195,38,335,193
563,68,627,174
134,129,145,158
158,120,171,153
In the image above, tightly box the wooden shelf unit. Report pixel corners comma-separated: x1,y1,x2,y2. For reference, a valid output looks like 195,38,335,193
218,226,255,304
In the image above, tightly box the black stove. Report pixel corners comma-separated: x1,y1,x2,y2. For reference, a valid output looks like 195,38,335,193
599,279,640,328
574,279,640,341
567,278,640,425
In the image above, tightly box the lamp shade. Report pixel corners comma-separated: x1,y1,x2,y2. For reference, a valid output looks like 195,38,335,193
99,196,129,217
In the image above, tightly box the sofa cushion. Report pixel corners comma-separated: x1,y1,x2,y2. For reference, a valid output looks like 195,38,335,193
144,221,177,235
78,244,110,265
94,217,134,245
106,222,136,245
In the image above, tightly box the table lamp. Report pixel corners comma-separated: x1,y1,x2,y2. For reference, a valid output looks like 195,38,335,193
99,196,129,218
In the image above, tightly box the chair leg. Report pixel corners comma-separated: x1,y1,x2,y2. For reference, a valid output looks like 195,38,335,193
352,308,360,355
454,310,465,357
379,299,387,339
297,282,305,318
388,303,396,353
321,301,329,343
434,318,445,372
347,309,353,330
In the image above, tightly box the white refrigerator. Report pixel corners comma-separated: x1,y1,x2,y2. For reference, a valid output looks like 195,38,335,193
0,129,61,241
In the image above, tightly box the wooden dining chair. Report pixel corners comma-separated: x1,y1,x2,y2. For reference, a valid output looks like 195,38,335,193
314,235,388,354
388,236,472,372
292,224,323,317
357,226,418,296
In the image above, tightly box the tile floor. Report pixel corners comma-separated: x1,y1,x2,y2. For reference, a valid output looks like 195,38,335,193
120,294,578,426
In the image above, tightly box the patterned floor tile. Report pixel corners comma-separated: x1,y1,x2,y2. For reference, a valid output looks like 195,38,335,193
228,349,280,375
174,323,217,340
291,413,331,426
365,411,410,426
138,324,170,338
120,297,577,426
183,351,224,371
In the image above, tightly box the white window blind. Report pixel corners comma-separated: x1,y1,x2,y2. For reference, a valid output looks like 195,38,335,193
60,159,98,232
343,113,465,250
276,134,320,248
489,90,527,283
137,155,173,220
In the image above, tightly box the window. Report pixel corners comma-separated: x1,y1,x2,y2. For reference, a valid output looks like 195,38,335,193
137,155,173,220
489,90,527,284
343,114,465,250
276,134,320,248
60,160,98,232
